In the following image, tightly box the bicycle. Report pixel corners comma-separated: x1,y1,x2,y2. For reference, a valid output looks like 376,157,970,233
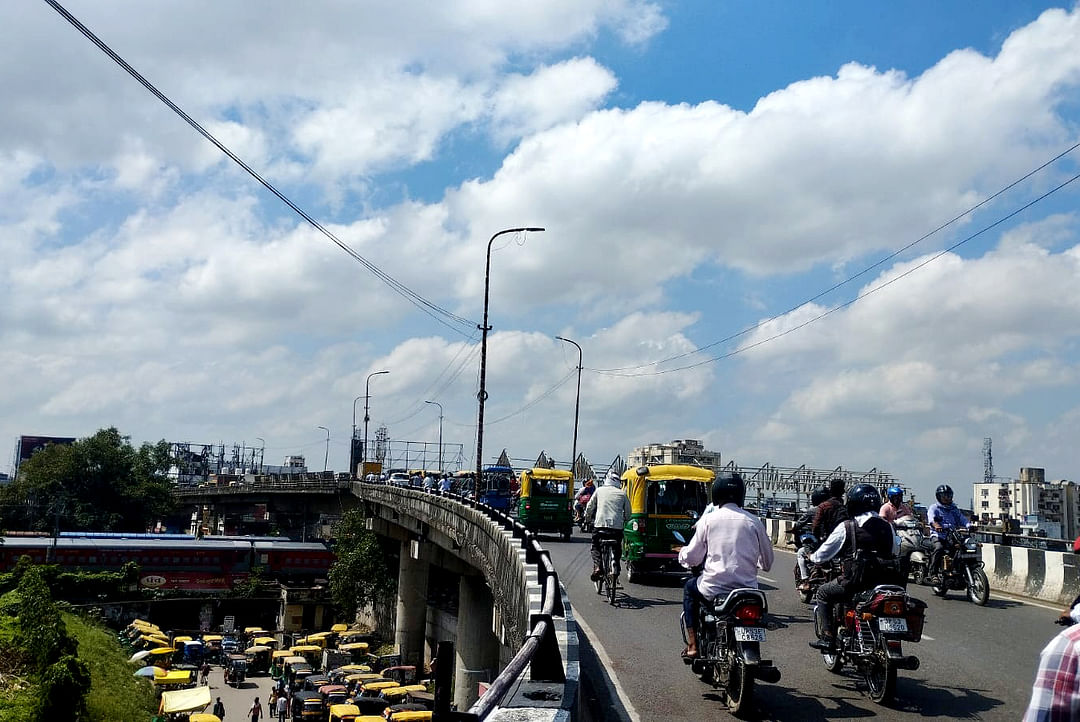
596,538,620,606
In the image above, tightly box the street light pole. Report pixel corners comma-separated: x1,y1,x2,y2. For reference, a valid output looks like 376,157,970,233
351,394,363,476
364,370,390,471
555,336,582,485
425,400,444,472
317,426,330,472
476,227,545,480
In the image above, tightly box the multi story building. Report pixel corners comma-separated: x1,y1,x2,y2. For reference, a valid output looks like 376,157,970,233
628,439,722,471
972,468,1077,539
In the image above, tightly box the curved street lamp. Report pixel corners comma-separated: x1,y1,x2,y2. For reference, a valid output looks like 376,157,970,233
364,370,390,469
425,400,444,472
555,336,582,485
317,426,330,472
476,227,545,480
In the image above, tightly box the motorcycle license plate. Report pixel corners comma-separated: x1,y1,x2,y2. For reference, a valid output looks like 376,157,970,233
734,627,766,642
878,618,908,633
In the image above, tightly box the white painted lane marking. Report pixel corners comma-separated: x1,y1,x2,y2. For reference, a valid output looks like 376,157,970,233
758,576,777,584
574,611,642,722
921,634,935,641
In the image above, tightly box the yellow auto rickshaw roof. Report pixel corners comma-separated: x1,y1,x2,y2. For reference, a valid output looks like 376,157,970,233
153,670,192,684
389,712,432,722
272,650,292,659
523,467,572,480
244,627,266,633
308,631,332,639
346,673,384,683
379,687,411,699
329,704,360,717
623,464,715,482
253,636,277,645
149,647,176,655
330,624,348,633
245,645,271,654
140,634,168,643
362,680,400,691
339,642,369,651
334,664,371,673
356,717,387,722
173,635,193,643
291,645,322,653
202,635,223,642
190,715,222,722
284,656,309,664
397,684,428,693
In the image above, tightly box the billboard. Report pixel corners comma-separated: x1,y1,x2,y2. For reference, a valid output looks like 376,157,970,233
14,435,76,473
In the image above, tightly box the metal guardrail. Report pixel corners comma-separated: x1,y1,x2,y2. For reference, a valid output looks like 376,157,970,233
355,482,565,721
173,479,349,496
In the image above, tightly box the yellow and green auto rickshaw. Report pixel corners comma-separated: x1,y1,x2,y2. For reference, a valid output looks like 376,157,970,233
517,468,573,540
621,464,715,582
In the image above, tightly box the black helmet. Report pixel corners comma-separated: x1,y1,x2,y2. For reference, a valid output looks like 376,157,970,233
845,484,881,516
810,487,830,506
711,472,746,508
935,484,954,504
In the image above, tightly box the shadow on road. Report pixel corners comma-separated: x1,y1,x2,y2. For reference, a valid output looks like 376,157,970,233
890,678,1006,718
612,593,681,611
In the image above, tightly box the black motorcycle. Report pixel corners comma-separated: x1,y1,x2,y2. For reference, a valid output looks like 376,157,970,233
675,532,781,717
930,528,990,605
818,584,925,705
792,533,842,604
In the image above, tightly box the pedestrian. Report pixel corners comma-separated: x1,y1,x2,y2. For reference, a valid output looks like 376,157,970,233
213,696,226,719
275,692,288,721
200,661,211,686
248,696,263,721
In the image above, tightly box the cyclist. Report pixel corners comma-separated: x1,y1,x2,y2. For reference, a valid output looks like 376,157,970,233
585,469,631,582
677,472,773,658
927,483,969,582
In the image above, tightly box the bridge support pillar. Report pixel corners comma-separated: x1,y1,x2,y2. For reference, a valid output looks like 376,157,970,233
395,539,429,671
454,573,498,712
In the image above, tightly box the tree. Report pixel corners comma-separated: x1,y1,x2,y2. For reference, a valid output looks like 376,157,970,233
329,510,395,620
0,428,174,532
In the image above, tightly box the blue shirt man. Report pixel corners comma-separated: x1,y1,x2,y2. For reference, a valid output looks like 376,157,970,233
927,501,968,538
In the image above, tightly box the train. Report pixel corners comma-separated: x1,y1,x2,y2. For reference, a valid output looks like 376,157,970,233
0,534,335,591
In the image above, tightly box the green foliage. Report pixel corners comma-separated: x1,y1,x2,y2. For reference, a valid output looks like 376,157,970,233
0,427,175,532
329,509,395,620
37,654,90,721
15,567,76,669
231,564,268,598
0,557,138,601
63,612,157,722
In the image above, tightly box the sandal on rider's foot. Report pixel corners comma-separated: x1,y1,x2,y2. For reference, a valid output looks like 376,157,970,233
808,638,836,652
681,647,698,660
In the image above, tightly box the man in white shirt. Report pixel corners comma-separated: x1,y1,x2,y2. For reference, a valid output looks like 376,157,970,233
677,472,773,658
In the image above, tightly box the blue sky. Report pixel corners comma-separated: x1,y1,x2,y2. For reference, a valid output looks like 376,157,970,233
2,1,1079,507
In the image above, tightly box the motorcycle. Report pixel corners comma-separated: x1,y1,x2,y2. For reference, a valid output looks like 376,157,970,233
574,502,593,533
674,531,781,717
929,528,990,605
818,584,926,705
895,517,930,583
791,532,843,604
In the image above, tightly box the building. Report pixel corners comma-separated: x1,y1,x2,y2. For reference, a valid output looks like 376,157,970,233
973,467,1078,540
628,439,722,471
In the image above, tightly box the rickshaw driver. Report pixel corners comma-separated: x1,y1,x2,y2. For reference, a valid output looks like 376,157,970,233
676,472,773,658
585,469,632,581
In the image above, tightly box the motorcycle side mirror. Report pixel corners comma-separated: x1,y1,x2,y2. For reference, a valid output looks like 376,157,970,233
672,530,687,544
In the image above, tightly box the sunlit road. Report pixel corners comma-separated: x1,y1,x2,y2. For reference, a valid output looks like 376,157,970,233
546,529,1055,721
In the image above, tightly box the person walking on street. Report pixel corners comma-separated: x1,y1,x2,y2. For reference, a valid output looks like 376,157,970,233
276,692,288,721
249,696,263,722
213,697,226,719
200,661,211,686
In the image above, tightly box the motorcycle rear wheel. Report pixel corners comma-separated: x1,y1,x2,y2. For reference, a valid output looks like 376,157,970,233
968,568,990,606
725,648,755,718
865,636,897,705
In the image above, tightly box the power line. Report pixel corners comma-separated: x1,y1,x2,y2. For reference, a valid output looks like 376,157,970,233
590,139,1080,374
43,0,477,338
445,370,576,427
594,168,1080,377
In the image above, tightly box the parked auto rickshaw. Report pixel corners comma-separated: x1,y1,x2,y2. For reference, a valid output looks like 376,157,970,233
182,640,205,665
360,679,400,697
338,642,370,663
152,669,194,691
202,635,223,664
378,685,426,705
302,673,331,692
352,696,390,717
386,707,432,722
305,631,333,649
329,664,371,684
517,468,574,539
405,690,434,710
327,704,361,722
345,673,384,694
379,666,417,685
253,635,278,650
189,714,222,722
224,654,248,687
245,645,271,674
284,656,313,685
147,647,177,668
291,690,323,721
319,684,349,708
621,464,714,582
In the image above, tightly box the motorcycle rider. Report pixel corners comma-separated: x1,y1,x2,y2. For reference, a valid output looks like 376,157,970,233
586,469,632,582
677,472,773,658
574,478,596,525
808,484,900,652
879,485,914,526
794,487,832,590
812,478,849,542
927,484,970,582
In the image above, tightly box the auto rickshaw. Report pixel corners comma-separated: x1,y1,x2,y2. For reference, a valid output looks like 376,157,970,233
189,715,222,722
147,647,177,668
290,644,323,670
182,640,205,665
152,669,194,691
405,690,434,710
379,666,417,685
305,631,333,649
327,704,361,722
202,635,223,664
319,684,349,708
352,696,390,717
329,664,371,684
479,465,514,510
621,464,714,582
224,653,248,687
517,467,573,539
284,656,313,685
270,649,291,679
291,690,323,721
302,673,331,692
253,635,278,650
338,642,370,663
245,645,272,674
378,685,426,705
360,679,400,697
386,707,432,722
344,672,384,695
